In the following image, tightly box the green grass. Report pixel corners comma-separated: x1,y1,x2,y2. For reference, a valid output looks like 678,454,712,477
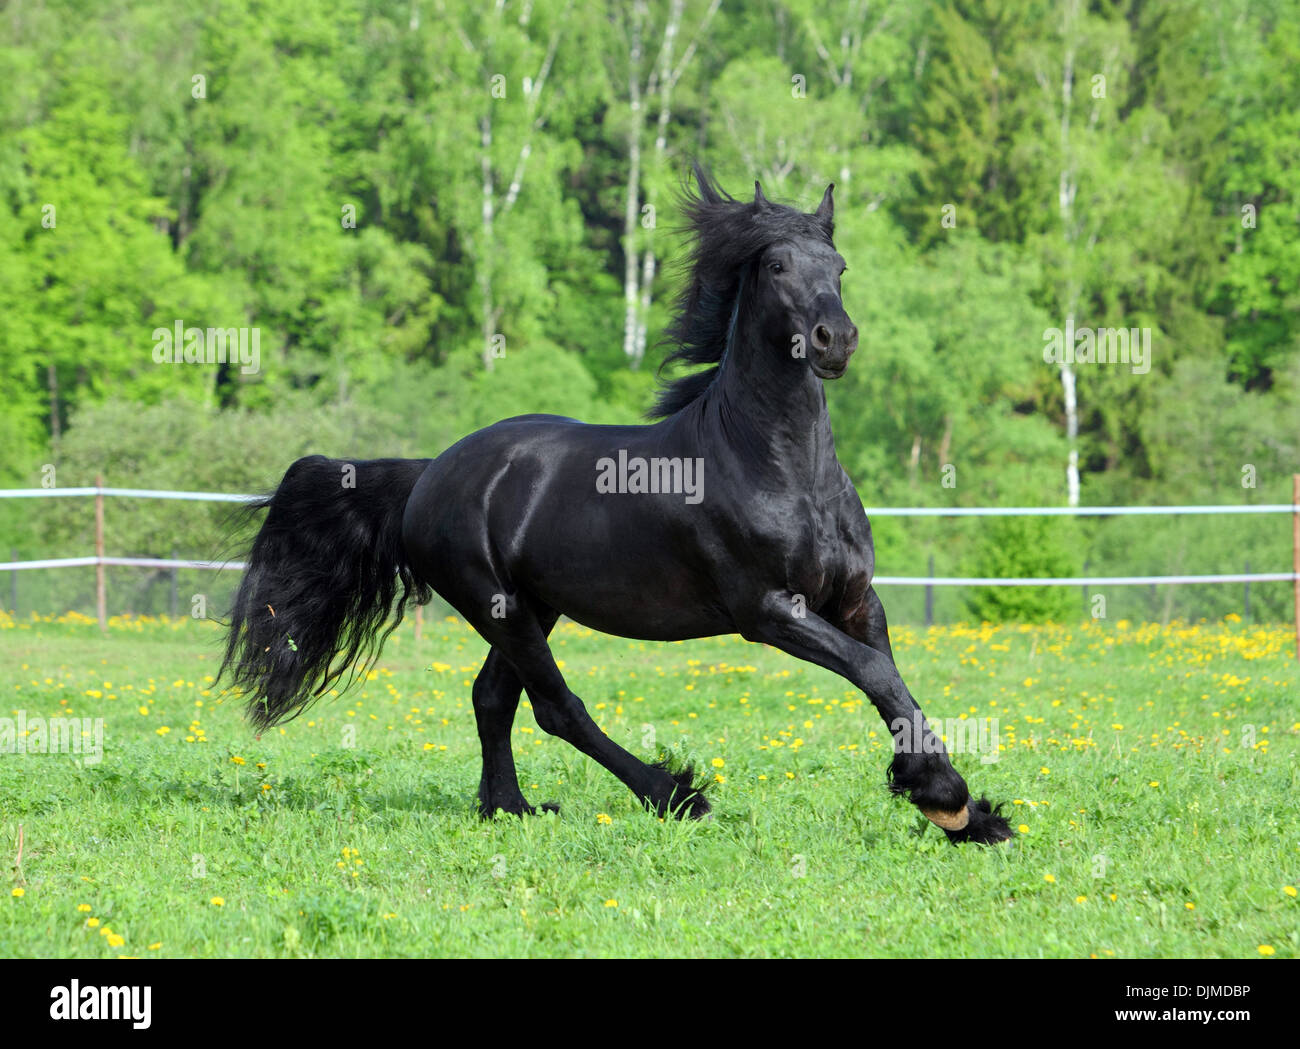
1,612,1297,958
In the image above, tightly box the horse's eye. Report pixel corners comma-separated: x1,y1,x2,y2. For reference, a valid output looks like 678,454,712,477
768,262,783,274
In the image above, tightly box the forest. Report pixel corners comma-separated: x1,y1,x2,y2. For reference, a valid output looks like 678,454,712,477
1,0,1296,622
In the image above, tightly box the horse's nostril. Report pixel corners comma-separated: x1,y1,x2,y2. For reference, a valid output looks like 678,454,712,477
812,324,832,349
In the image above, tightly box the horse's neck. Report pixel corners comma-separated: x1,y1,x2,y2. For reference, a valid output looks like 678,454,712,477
708,325,842,486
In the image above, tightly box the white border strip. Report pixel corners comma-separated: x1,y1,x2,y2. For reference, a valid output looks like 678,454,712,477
0,557,246,572
0,488,262,502
0,487,1294,515
0,558,1288,586
862,504,1297,517
873,573,1295,587
1,490,1294,586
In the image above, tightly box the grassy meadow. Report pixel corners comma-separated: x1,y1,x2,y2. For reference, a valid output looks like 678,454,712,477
1,611,1297,958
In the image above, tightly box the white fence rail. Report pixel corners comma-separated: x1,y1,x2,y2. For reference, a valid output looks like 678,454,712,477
2,483,1298,654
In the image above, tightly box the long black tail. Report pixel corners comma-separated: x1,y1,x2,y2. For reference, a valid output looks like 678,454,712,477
218,455,432,731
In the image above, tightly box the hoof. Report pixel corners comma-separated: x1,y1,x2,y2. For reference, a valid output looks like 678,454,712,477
649,755,713,820
942,797,1013,846
671,790,712,820
921,806,970,831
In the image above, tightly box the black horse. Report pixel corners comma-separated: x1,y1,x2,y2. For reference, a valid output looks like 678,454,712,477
220,168,1012,845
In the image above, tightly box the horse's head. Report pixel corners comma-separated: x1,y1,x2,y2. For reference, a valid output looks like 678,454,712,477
652,168,862,418
750,181,858,380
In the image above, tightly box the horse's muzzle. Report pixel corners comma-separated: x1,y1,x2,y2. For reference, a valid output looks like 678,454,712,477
810,316,858,377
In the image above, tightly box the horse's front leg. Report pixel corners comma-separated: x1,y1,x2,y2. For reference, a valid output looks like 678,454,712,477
848,587,1012,843
741,589,1012,845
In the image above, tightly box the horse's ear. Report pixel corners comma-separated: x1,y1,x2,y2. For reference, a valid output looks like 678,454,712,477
815,183,834,230
753,181,770,210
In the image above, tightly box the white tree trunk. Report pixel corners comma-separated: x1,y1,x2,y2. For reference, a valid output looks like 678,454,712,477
620,0,718,368
1057,0,1081,507
465,5,565,371
621,3,645,364
480,114,497,371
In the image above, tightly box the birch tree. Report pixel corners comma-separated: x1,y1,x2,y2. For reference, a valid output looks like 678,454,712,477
442,0,569,370
609,0,720,368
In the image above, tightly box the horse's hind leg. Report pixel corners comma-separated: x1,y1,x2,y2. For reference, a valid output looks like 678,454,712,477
476,607,709,819
473,639,558,818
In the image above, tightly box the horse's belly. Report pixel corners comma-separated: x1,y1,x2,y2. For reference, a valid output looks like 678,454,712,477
525,557,729,642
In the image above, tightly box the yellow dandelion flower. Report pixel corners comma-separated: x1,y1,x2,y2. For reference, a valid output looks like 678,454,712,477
711,757,725,768
106,934,125,948
1185,902,1195,911
1258,945,1275,956
229,755,245,766
604,899,618,908
11,887,24,898
1044,874,1056,884
1018,824,1029,834
714,773,726,784
1076,896,1087,904
210,896,225,907
77,903,91,912
1284,886,1297,898
595,813,612,825
148,942,162,950
86,917,100,928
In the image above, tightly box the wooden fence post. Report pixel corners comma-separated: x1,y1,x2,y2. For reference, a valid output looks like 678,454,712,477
169,547,179,619
95,473,106,632
924,553,934,628
1293,474,1299,662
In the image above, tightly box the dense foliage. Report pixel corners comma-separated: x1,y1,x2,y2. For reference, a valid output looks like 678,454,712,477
1,0,1295,621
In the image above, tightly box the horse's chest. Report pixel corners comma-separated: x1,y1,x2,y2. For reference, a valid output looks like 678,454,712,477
780,511,844,605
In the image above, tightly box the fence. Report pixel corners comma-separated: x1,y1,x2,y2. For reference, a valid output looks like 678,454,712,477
2,476,1298,657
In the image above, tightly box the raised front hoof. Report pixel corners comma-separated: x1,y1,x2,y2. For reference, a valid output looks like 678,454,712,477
940,797,1013,846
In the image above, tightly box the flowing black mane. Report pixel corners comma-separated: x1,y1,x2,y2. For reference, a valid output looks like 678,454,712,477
649,166,835,419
